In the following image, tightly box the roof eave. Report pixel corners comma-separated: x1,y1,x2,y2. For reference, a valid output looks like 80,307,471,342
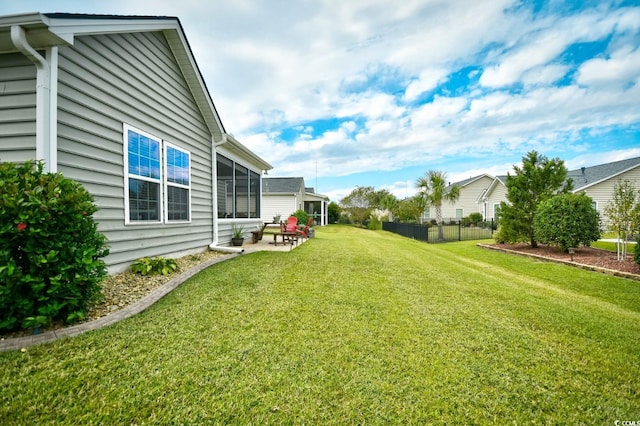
0,13,227,141
224,134,273,171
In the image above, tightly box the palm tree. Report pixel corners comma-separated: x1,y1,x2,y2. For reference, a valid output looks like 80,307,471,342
416,170,460,240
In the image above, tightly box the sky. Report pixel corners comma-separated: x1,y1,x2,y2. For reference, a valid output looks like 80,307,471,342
3,0,640,202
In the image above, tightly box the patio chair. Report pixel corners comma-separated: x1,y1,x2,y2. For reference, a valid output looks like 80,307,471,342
273,216,299,246
284,216,299,244
297,217,313,239
285,216,298,233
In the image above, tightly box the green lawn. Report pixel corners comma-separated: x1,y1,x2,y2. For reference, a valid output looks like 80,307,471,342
592,239,637,253
1,226,639,424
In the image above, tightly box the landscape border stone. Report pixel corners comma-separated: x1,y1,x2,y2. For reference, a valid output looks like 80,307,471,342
0,252,241,352
478,243,640,282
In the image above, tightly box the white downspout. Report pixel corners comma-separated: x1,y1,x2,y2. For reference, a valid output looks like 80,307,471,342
209,134,243,253
46,47,58,172
11,25,56,172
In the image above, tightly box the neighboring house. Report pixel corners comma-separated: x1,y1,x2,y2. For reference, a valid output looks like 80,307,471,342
567,156,640,228
423,174,494,222
480,175,507,221
480,157,640,228
262,177,329,225
304,186,330,226
0,12,271,273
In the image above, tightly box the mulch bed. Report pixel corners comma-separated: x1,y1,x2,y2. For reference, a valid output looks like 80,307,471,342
483,243,640,279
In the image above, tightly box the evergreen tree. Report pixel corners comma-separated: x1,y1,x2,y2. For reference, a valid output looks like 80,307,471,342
498,151,573,247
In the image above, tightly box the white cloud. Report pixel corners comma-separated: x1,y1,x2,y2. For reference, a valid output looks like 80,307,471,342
11,0,637,198
566,148,640,170
403,68,449,102
521,64,569,86
576,46,640,88
479,6,626,88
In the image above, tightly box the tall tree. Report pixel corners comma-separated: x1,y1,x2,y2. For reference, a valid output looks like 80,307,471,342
498,151,573,248
604,180,640,261
340,187,399,225
339,186,376,225
416,170,460,240
394,196,425,223
327,201,341,224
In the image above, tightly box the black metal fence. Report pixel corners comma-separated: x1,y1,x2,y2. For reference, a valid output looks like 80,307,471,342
382,220,495,243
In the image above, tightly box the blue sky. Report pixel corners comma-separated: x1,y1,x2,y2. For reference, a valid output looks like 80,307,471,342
4,0,639,201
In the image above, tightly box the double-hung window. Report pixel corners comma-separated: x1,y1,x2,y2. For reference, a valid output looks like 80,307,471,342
124,124,191,224
165,143,191,222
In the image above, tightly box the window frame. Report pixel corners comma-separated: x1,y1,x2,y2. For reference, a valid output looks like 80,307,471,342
124,124,163,225
164,142,192,223
123,124,192,225
216,153,261,219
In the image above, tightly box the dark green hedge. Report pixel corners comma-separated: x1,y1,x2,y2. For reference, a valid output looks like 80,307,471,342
0,161,109,332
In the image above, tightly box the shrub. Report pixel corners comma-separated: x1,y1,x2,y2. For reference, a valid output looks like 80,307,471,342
0,161,109,332
291,209,309,226
469,212,483,224
635,237,640,265
131,257,179,276
338,214,352,224
534,193,600,252
367,215,382,230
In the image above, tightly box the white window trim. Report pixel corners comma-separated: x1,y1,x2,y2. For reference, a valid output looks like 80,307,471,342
124,124,163,225
123,123,192,225
164,142,192,223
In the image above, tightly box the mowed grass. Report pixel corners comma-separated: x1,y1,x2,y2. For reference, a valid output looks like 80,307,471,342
592,239,637,253
1,226,639,424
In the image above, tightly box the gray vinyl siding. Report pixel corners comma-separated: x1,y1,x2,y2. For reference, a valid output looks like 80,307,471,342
55,31,214,271
218,220,265,244
581,167,640,230
0,52,36,163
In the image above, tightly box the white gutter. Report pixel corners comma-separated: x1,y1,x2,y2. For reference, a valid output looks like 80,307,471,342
11,25,57,172
208,134,243,253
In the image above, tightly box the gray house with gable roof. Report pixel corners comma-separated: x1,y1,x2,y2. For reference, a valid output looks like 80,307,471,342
0,12,272,273
262,177,329,226
567,156,640,227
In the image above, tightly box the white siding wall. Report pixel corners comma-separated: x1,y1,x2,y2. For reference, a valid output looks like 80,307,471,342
262,195,297,222
582,167,640,230
441,176,493,220
56,32,215,271
486,183,507,220
0,53,37,163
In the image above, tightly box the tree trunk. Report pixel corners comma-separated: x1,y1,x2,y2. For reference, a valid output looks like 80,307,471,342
436,206,443,240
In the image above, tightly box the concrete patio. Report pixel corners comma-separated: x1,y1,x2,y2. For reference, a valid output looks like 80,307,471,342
242,230,309,253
